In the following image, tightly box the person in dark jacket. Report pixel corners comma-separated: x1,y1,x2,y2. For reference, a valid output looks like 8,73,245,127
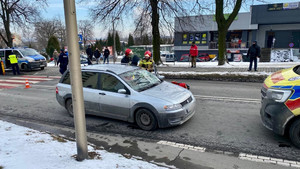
103,46,110,64
247,41,261,71
131,55,140,66
57,49,68,75
121,48,133,65
94,48,101,64
86,45,93,65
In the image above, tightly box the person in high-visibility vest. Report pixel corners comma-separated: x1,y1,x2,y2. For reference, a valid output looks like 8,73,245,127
139,51,154,72
8,51,20,75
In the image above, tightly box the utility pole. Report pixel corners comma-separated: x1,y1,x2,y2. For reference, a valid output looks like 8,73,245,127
112,17,119,64
63,0,88,161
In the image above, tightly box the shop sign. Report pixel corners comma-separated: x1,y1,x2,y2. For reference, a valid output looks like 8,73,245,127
201,33,207,44
182,34,188,44
268,3,283,11
283,2,299,10
195,33,201,44
189,33,194,44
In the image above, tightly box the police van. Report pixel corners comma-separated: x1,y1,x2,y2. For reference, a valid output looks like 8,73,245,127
260,65,300,148
0,48,47,71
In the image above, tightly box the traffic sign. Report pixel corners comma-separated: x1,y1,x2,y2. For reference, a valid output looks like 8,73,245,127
289,43,294,48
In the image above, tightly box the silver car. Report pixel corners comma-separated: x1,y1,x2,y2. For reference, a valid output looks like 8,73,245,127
56,64,196,130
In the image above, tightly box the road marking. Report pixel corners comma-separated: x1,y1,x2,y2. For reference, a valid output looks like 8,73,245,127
194,95,261,103
157,140,206,152
239,153,300,168
10,77,53,81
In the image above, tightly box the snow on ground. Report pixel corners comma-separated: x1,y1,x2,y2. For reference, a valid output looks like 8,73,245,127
0,120,167,169
160,61,300,68
158,71,272,76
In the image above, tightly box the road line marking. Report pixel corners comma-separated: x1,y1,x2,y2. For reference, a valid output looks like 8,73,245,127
239,153,300,168
194,95,261,103
10,77,52,81
0,80,39,84
157,140,206,152
0,83,21,87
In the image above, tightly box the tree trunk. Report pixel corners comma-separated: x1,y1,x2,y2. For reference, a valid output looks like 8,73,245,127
150,0,160,64
218,29,227,65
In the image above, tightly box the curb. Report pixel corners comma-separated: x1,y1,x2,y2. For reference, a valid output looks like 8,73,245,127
159,72,268,83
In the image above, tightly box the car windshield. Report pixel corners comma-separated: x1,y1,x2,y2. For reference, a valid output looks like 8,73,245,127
19,48,39,56
120,69,161,92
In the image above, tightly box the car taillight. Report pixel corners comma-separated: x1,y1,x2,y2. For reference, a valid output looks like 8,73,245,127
56,86,58,94
180,58,183,60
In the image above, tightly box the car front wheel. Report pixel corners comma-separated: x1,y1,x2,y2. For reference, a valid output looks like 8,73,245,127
289,119,300,148
65,99,74,117
135,108,157,131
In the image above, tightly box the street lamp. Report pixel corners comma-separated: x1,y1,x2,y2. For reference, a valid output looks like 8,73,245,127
112,17,120,64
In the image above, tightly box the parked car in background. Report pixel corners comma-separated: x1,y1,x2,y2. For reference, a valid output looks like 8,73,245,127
56,64,196,131
178,54,201,62
198,53,210,62
80,54,89,65
0,48,47,71
165,53,176,62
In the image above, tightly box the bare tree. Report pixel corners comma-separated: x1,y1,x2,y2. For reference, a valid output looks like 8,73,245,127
215,0,242,65
0,0,47,47
78,20,94,47
34,18,62,50
80,0,199,64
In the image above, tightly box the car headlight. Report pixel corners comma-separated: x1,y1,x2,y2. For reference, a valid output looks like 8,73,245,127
266,89,292,102
27,57,35,62
164,104,182,111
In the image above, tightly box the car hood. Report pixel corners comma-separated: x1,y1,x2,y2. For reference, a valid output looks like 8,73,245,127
26,55,45,61
141,81,191,104
264,66,300,88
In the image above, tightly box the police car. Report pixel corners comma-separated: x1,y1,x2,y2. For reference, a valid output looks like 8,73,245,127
0,48,47,71
260,65,300,148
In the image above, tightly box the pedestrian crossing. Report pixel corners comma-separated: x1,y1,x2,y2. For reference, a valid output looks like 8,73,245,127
0,75,61,90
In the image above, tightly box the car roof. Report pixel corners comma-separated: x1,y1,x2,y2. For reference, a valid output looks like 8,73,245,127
81,64,139,75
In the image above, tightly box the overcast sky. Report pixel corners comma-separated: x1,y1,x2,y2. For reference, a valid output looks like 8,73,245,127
42,0,300,39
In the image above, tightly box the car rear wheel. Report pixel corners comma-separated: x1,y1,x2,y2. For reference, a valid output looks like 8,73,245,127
135,108,157,131
289,119,300,148
65,99,74,117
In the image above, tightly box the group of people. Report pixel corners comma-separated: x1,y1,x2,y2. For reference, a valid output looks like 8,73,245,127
85,45,110,64
121,48,154,72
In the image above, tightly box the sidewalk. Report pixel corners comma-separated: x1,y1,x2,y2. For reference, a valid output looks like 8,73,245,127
1,118,296,169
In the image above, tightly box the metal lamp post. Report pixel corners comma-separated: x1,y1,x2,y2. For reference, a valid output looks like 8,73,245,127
63,0,88,161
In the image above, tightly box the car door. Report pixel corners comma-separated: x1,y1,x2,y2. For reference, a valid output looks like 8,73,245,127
98,72,131,120
81,71,101,115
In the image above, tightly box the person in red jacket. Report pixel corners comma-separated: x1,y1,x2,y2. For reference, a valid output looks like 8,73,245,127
189,41,198,68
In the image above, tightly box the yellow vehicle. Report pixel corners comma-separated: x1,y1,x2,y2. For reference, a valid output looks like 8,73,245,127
260,65,300,148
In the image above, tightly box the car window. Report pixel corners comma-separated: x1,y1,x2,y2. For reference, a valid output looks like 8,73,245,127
100,73,127,93
61,71,99,89
82,72,99,89
0,51,4,58
13,51,22,58
120,69,161,92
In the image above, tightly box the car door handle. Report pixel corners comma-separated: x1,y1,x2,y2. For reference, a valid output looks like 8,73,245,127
99,92,106,95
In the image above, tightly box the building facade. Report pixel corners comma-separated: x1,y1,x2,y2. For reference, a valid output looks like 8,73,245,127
174,2,300,61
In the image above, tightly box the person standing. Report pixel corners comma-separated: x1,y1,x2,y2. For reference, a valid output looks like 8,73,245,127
103,46,110,64
8,51,20,75
189,41,198,68
139,51,154,72
53,49,59,66
247,41,261,71
94,48,101,64
86,45,93,65
57,49,69,75
121,48,133,65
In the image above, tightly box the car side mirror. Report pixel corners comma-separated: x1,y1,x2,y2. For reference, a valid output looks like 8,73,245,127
118,89,127,94
158,75,165,80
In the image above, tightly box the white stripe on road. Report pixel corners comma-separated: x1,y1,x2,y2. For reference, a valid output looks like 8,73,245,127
194,95,261,103
10,77,53,81
0,80,40,84
239,153,300,168
157,140,206,152
0,83,21,87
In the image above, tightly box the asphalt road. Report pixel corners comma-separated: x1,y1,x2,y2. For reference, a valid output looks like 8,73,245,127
1,78,300,162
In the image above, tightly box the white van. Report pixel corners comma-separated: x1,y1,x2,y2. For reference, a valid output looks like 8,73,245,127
0,48,47,71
